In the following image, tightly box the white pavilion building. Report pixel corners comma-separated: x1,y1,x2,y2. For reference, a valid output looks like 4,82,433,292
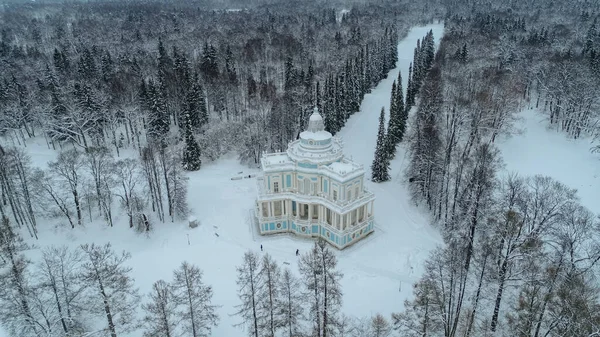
255,107,375,249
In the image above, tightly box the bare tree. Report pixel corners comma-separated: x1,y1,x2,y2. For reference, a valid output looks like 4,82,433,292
277,268,304,337
0,146,38,238
370,314,391,337
37,246,87,336
298,239,343,337
30,168,76,229
171,261,218,337
84,146,115,226
258,253,281,337
48,149,85,227
142,280,178,337
234,251,262,337
0,216,40,337
80,243,140,337
113,158,144,229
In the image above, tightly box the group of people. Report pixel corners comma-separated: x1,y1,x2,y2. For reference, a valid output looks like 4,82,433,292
260,244,300,256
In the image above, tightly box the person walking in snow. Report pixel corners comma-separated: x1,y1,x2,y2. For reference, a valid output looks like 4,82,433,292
296,249,299,256
261,244,263,251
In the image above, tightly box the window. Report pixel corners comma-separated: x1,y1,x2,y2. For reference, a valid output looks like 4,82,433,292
333,190,338,201
304,179,311,195
273,182,279,193
312,205,319,219
355,186,360,198
274,201,282,216
312,182,318,195
347,190,352,201
262,203,269,217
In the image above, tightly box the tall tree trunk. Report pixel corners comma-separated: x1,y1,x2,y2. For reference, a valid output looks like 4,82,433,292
466,253,488,337
185,268,197,337
72,189,82,226
490,257,508,332
95,269,117,337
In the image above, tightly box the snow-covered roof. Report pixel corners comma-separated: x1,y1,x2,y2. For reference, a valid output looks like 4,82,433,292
259,106,363,181
327,161,358,176
299,130,332,141
262,153,292,166
309,111,323,122
306,107,327,134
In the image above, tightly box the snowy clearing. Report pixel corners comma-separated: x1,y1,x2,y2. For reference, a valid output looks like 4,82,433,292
497,108,600,215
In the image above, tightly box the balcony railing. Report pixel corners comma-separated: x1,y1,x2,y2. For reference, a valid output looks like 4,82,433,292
254,204,374,236
255,177,374,214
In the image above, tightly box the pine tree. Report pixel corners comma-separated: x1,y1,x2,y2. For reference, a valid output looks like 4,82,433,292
185,75,208,130
146,80,169,143
406,63,414,108
182,108,201,171
371,107,390,182
396,72,407,142
385,81,398,158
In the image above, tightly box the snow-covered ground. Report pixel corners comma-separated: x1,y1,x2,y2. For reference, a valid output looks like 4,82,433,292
0,24,445,337
2,22,598,337
497,109,600,215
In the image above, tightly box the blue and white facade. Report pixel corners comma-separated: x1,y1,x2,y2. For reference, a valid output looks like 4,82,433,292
256,108,375,249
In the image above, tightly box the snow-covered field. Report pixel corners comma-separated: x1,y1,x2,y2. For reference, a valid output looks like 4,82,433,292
497,108,600,215
0,24,445,337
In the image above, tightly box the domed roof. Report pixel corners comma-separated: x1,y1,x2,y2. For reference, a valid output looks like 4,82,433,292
307,107,325,133
286,107,343,165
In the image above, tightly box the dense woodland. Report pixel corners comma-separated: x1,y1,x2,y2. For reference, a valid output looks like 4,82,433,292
1,0,599,336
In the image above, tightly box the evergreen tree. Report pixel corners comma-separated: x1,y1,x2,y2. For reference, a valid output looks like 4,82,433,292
200,42,219,80
182,112,202,171
185,75,208,130
146,80,170,143
371,107,390,182
396,72,407,141
406,63,414,108
385,81,398,158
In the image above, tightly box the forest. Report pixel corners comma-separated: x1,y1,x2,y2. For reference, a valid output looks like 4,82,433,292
1,0,599,336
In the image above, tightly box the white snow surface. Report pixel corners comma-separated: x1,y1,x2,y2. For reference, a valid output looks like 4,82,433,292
1,24,448,337
327,161,358,175
496,108,600,215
